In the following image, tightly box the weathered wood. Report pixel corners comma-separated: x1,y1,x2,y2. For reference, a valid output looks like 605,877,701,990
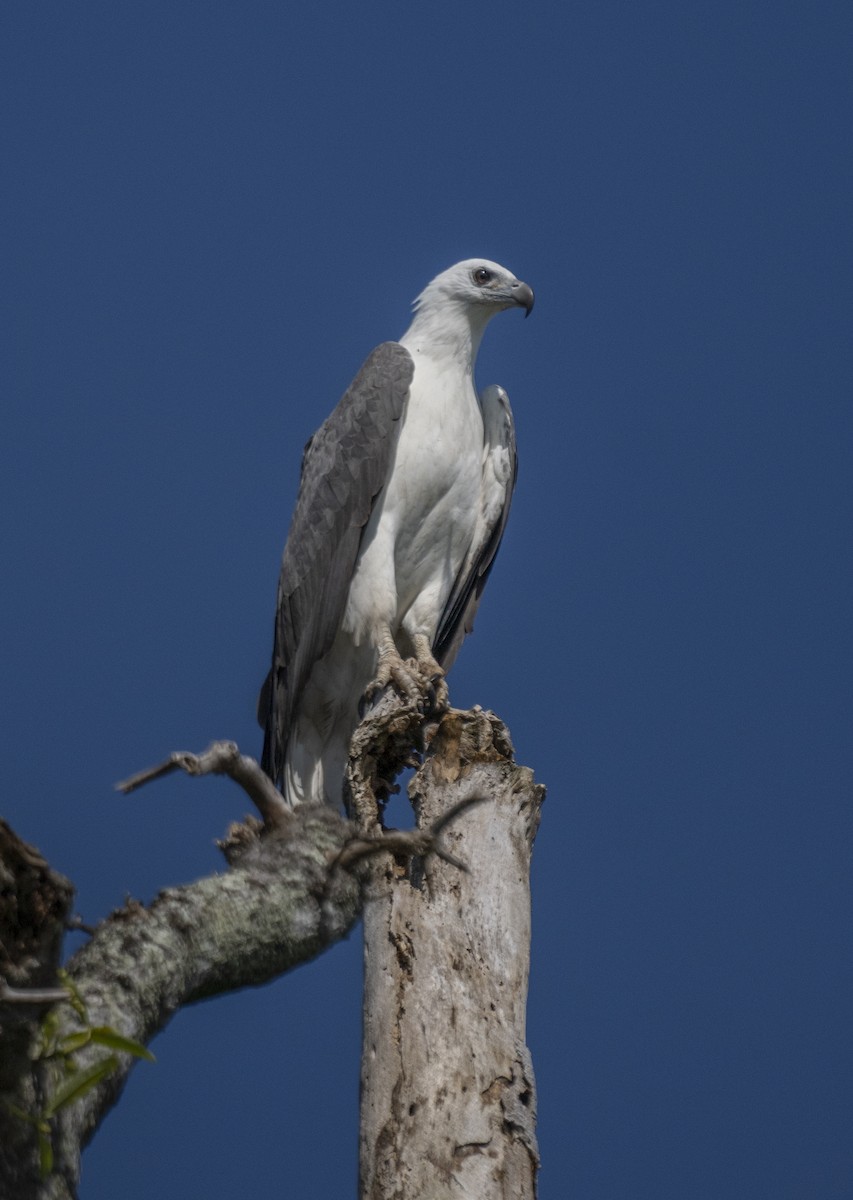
358,708,544,1200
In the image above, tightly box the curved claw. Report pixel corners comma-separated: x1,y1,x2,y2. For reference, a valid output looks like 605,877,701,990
411,635,449,713
429,676,450,712
361,630,451,717
362,650,423,711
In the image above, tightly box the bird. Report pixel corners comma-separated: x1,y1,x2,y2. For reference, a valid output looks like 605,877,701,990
258,258,533,809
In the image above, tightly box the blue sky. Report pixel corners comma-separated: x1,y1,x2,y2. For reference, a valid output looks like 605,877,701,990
2,2,852,1196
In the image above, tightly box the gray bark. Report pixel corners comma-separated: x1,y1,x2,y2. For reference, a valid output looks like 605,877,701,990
1,802,362,1200
357,708,544,1200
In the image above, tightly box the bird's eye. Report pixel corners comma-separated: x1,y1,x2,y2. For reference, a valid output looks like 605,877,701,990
473,267,494,285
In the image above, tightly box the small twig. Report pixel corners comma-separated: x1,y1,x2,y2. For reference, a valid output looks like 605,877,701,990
333,793,488,874
115,740,292,830
0,979,70,1006
430,793,488,837
65,914,97,937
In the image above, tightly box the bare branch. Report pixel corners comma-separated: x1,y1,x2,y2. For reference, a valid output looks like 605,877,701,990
115,740,292,829
0,980,70,1006
64,915,96,937
42,800,361,1196
333,792,488,873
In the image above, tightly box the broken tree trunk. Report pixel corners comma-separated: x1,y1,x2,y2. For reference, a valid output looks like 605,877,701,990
357,708,544,1200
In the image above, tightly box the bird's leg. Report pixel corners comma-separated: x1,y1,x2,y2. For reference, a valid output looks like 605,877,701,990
363,626,427,708
411,634,449,710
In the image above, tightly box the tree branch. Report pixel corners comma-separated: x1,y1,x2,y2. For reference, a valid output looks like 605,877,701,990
2,745,369,1199
1,692,437,1200
333,794,488,874
115,739,292,830
2,699,538,1200
45,799,361,1197
0,982,71,1006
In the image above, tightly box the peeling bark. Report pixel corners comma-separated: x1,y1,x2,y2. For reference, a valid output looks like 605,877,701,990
358,708,544,1200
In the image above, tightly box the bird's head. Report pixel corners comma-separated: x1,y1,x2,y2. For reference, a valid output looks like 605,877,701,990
404,259,534,360
413,259,534,320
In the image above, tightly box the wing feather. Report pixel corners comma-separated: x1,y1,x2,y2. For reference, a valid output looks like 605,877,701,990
259,342,414,784
433,385,517,669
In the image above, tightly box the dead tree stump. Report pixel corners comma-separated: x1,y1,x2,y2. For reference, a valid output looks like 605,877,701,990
358,708,544,1200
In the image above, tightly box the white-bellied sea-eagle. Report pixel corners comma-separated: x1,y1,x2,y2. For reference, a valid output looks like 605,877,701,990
258,259,533,808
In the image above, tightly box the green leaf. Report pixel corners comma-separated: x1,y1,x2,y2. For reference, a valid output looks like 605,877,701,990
89,1027,155,1062
38,1128,54,1178
36,1009,61,1059
57,1029,92,1055
56,969,88,1022
44,1055,119,1118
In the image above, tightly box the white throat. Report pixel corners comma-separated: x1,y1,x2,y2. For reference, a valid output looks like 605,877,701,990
399,299,493,368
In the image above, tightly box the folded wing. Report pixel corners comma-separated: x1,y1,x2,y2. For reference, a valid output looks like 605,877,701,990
258,342,414,786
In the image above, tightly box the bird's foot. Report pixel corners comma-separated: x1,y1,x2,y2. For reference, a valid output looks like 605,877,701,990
412,636,449,711
427,674,449,710
362,636,448,717
363,650,426,711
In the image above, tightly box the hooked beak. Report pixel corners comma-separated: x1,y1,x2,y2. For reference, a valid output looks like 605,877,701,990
511,280,535,318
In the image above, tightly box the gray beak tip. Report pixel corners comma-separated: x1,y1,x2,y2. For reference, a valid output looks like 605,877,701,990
513,281,535,318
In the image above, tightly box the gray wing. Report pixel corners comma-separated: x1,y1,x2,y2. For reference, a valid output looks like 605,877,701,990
259,341,414,785
433,384,518,670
